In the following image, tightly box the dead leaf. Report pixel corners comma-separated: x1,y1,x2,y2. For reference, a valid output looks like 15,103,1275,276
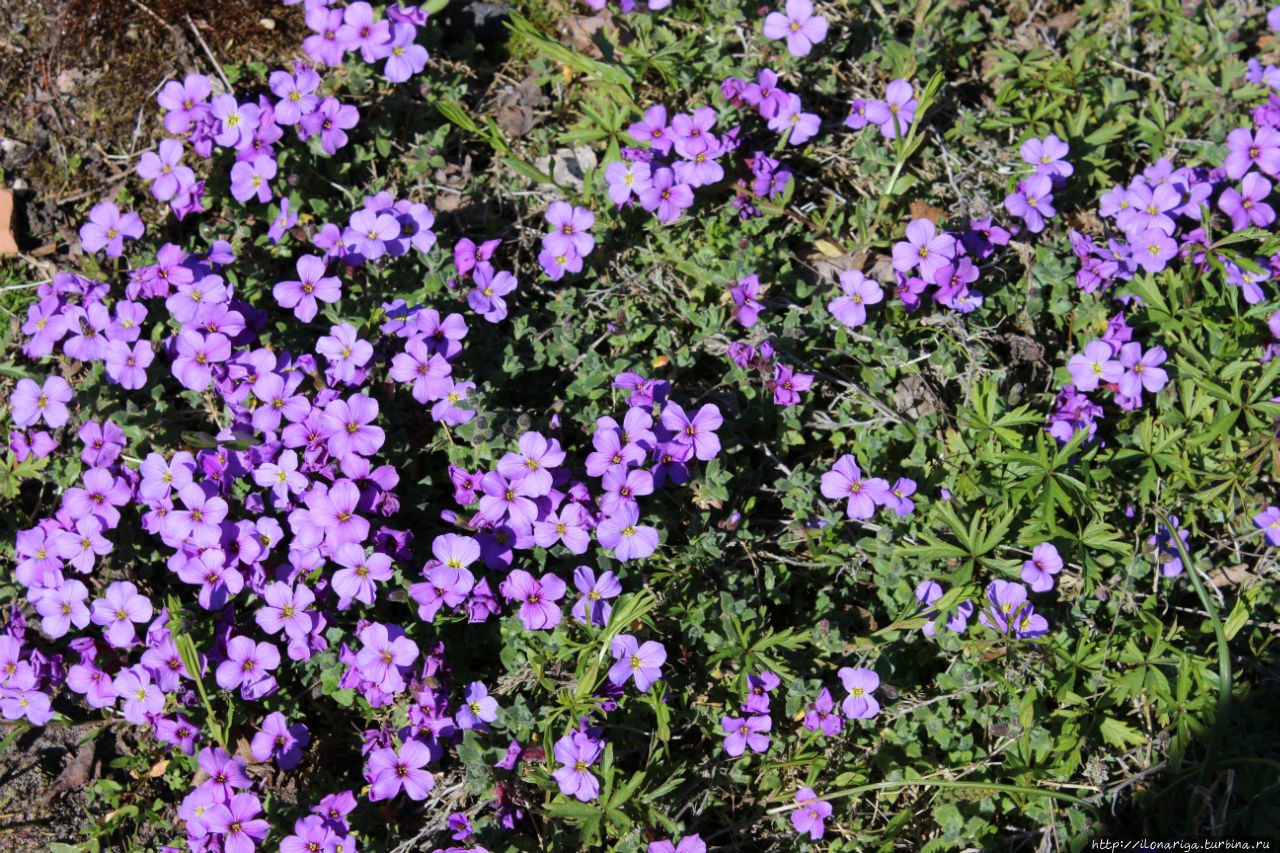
909,199,944,225
814,239,844,258
562,12,615,59
533,147,597,191
1206,564,1255,588
0,188,18,255
493,76,548,139
41,736,98,804
149,759,170,777
1044,9,1079,38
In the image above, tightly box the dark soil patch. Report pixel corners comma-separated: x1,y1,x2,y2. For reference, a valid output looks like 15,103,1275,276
0,722,104,850
0,0,305,252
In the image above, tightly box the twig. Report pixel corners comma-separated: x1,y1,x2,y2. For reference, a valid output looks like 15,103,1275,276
185,14,232,94
126,0,170,28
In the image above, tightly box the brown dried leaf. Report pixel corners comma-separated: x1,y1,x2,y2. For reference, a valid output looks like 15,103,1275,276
494,76,549,139
1206,564,1255,588
909,200,944,225
41,736,97,804
562,12,616,59
0,188,18,255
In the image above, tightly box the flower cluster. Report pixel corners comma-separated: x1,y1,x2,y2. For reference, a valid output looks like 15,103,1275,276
846,78,918,140
722,67,820,146
1048,311,1170,443
890,216,1010,313
301,1,431,81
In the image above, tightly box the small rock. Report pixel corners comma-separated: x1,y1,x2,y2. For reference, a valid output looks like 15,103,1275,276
533,147,597,191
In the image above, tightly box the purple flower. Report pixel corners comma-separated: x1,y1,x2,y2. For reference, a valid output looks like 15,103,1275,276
90,581,153,648
608,634,667,691
500,569,567,630
383,23,429,82
838,666,880,718
638,167,695,223
767,93,821,145
468,263,518,323
497,431,566,496
250,711,310,769
389,338,453,403
9,376,73,428
892,218,955,281
770,363,814,407
137,139,195,201
269,67,321,125
299,97,359,155
1117,343,1169,399
730,274,765,327
36,578,90,638
1219,173,1276,230
1020,542,1063,593
720,715,771,756
820,454,890,520
884,477,917,516
597,503,661,561
629,105,673,155
533,504,592,554
649,835,706,853
865,79,918,139
803,688,843,736
210,94,258,149
331,544,393,608
355,622,418,693
254,582,316,639
552,730,603,802
570,566,622,625
320,394,385,458
1066,340,1123,392
605,158,653,207
229,155,277,204
456,681,499,730
215,636,281,699
828,270,883,328
1224,126,1280,179
791,787,833,840
104,340,154,390
762,0,829,57
79,202,144,257
1020,134,1073,179
113,666,164,724
660,401,722,460
204,793,271,853
978,579,1049,637
1004,174,1056,233
1254,506,1280,546
316,322,374,384
543,201,596,258
157,74,211,134
54,516,112,573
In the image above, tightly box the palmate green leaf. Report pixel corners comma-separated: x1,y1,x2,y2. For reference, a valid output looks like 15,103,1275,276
1077,519,1129,554
1097,716,1147,749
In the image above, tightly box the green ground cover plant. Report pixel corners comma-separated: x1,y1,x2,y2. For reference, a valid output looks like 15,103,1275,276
0,0,1278,850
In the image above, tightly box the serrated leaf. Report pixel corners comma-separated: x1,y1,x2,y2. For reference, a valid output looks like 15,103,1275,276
1098,716,1146,749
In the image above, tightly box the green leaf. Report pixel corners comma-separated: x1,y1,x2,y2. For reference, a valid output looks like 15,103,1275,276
1097,716,1146,749
436,101,481,134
